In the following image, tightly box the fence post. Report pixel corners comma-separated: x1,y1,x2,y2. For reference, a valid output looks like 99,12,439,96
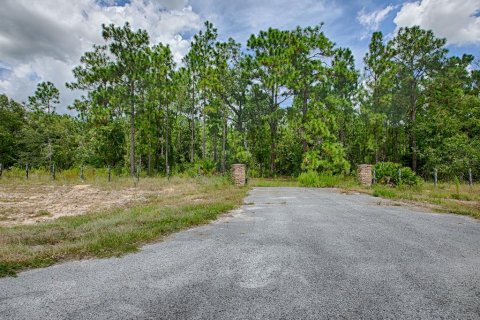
398,168,402,185
469,168,473,187
136,162,140,182
52,163,56,180
80,164,84,181
0,163,2,178
26,163,29,180
434,168,438,189
372,168,376,184
108,165,111,182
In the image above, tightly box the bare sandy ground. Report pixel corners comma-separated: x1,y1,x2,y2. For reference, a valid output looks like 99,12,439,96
0,184,168,226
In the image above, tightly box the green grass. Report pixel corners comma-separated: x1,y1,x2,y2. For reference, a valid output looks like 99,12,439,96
249,177,299,187
0,165,136,186
0,176,249,277
372,185,398,198
371,182,480,219
298,171,359,188
252,173,480,220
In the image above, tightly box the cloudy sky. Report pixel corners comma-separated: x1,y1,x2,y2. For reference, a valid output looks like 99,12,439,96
1,0,479,113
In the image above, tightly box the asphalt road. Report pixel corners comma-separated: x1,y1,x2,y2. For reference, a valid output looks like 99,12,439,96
1,187,480,319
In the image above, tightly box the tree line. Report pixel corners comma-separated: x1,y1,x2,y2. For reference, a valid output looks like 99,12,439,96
1,22,479,180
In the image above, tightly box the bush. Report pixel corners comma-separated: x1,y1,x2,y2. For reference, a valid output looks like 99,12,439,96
298,171,319,187
373,162,420,186
298,171,345,188
182,160,217,177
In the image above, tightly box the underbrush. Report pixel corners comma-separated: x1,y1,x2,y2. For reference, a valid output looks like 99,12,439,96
298,171,357,188
0,165,129,185
250,177,299,187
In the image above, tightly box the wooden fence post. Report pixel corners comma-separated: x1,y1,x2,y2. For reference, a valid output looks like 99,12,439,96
434,168,438,189
108,165,111,182
136,161,140,182
80,164,84,181
26,163,29,180
469,168,473,187
0,163,2,178
52,163,56,180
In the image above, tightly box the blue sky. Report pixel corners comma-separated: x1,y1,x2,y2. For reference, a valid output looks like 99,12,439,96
1,0,479,113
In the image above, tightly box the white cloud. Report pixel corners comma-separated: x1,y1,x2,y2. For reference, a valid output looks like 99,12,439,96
394,0,480,45
357,5,395,39
192,0,344,43
0,0,202,113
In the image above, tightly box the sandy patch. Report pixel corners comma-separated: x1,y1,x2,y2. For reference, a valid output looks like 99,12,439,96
0,184,169,226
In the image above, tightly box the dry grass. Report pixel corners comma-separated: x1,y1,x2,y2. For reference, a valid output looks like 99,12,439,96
0,179,178,226
0,176,249,277
371,182,480,218
251,176,480,219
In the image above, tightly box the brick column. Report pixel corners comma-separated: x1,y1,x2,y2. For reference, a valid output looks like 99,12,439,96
358,164,373,186
231,164,246,186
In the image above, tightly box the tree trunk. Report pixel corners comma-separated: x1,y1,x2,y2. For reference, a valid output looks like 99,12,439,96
190,115,195,163
165,103,170,177
148,153,151,176
202,98,206,159
301,89,308,153
130,92,135,177
221,112,226,173
410,81,417,172
213,135,218,165
190,80,195,163
269,87,278,176
269,119,277,176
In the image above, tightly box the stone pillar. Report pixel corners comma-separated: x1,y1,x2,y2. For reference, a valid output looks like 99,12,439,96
231,164,246,186
358,164,373,186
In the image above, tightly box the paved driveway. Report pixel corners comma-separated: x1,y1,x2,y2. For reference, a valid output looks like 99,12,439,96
1,187,479,319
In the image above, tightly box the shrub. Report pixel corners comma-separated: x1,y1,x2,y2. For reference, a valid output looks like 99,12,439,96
180,160,217,178
298,171,345,188
298,171,319,187
373,162,420,186
301,146,350,175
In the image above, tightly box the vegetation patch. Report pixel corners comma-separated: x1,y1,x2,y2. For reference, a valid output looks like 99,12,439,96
373,162,421,186
370,182,480,219
0,177,248,277
298,171,356,188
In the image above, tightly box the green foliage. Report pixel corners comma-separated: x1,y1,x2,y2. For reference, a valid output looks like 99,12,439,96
301,144,350,175
372,185,397,198
454,176,460,195
374,162,420,186
298,171,320,187
0,95,25,167
182,160,217,177
0,22,478,183
298,170,349,188
28,81,59,114
233,150,252,165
